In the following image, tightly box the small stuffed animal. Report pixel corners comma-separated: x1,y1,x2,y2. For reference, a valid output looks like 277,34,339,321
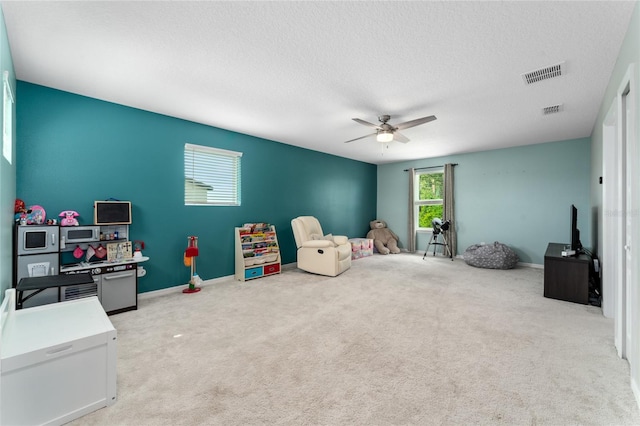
366,219,401,255
59,210,80,227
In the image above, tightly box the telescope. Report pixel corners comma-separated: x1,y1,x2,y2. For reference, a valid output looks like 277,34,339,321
431,218,450,234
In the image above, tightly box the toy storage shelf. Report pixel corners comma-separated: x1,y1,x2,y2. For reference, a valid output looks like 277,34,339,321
234,224,281,282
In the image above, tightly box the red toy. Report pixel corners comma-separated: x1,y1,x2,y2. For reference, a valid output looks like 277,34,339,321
14,199,29,223
183,236,201,294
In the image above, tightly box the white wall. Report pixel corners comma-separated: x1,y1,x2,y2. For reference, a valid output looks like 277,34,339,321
0,7,16,304
590,0,640,409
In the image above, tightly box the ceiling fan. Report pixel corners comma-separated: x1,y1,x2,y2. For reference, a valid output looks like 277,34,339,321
345,114,437,144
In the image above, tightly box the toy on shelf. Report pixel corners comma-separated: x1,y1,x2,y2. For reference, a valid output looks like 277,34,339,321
14,199,29,224
27,206,46,225
183,236,202,294
15,199,47,225
133,240,145,259
59,210,80,227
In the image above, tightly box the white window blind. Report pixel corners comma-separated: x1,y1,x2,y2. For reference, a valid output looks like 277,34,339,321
184,143,242,206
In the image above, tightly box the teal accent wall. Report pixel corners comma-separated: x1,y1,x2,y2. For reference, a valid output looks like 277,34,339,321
377,138,591,265
16,82,376,293
0,7,15,304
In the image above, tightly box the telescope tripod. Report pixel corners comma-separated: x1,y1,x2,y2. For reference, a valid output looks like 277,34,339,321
423,231,453,261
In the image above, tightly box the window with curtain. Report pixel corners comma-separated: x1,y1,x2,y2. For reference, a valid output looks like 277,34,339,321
414,169,444,230
184,143,242,206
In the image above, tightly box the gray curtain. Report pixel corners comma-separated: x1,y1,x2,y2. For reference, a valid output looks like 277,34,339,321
443,163,456,257
408,167,416,253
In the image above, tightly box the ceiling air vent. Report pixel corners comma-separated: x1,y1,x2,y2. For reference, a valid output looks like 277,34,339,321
522,62,565,85
542,104,564,115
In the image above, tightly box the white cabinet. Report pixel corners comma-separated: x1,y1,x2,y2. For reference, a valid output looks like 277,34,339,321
234,224,281,281
0,290,117,425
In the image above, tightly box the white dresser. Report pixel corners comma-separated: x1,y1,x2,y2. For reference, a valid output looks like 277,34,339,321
1,289,117,425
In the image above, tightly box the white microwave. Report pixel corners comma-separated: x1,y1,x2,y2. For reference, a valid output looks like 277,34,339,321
60,225,101,248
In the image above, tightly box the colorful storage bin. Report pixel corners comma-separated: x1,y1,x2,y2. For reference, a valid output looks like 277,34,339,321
348,238,373,260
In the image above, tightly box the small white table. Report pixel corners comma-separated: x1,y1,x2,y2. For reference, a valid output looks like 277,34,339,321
1,289,117,425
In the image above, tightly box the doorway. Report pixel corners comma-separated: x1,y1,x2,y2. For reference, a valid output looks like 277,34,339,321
603,66,637,369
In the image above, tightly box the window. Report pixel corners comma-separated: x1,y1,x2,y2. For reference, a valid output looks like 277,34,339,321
415,169,443,230
3,70,13,164
184,143,242,206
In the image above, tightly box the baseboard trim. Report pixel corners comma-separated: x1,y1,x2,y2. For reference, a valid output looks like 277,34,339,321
632,376,640,413
138,262,298,300
518,262,543,269
416,251,543,269
137,275,232,300
415,250,460,260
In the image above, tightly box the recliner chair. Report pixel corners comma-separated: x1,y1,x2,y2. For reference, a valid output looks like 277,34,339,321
291,216,351,276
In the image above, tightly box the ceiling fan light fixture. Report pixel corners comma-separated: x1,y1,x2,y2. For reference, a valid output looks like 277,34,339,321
345,114,436,145
377,131,394,143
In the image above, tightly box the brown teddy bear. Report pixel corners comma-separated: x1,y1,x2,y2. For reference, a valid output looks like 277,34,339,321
366,219,401,255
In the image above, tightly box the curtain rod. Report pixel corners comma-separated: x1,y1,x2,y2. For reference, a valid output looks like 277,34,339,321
403,163,458,172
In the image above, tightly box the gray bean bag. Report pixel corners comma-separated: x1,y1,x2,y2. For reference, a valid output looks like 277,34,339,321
463,242,519,269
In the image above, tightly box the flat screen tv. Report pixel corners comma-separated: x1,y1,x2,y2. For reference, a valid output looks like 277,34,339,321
571,204,582,253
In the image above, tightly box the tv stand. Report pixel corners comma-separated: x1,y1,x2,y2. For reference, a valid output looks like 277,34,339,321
544,242,590,304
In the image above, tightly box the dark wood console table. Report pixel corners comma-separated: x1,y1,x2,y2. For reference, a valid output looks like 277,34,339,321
544,243,590,304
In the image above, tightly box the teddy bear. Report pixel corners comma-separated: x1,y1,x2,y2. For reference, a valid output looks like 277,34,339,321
366,219,401,255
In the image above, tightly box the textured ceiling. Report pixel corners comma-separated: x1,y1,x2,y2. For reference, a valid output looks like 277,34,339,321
1,1,636,164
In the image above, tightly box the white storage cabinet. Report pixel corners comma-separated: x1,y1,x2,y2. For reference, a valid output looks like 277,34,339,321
0,289,117,425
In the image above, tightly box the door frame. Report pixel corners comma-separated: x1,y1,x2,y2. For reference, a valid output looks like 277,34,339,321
609,64,638,387
601,100,617,320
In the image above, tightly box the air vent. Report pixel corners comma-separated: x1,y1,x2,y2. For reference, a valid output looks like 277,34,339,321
542,104,564,115
522,62,565,85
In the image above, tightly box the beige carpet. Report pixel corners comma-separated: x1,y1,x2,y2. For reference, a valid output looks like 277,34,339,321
73,253,640,425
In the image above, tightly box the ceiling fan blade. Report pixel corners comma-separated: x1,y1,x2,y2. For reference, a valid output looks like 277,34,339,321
395,115,437,130
344,133,377,143
393,131,410,143
352,118,381,129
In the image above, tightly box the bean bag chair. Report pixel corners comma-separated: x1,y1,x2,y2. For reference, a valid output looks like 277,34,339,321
463,242,519,269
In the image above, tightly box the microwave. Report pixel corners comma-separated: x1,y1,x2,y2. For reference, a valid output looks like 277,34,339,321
60,225,101,248
16,225,58,255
